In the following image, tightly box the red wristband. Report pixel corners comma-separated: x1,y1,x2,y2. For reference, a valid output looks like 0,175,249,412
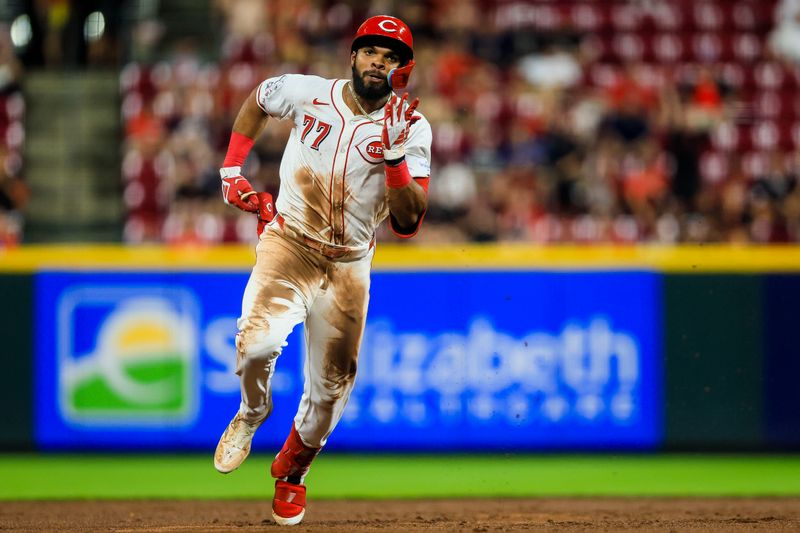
384,159,412,189
223,131,255,167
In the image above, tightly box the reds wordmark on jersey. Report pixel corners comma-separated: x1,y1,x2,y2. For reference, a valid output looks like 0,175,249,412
256,74,432,246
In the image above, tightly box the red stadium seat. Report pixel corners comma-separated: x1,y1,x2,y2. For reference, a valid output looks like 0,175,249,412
612,33,646,62
710,121,740,151
753,91,783,119
754,62,789,90
532,4,562,31
692,33,724,62
732,33,762,62
587,63,620,88
742,150,769,177
760,90,800,120
570,4,605,32
700,150,729,184
751,121,780,150
652,33,687,63
718,62,746,89
788,66,800,89
779,122,797,149
732,1,776,31
651,3,683,31
610,3,643,31
692,3,726,31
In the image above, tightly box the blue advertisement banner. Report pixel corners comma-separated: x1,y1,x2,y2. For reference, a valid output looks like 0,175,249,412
35,270,662,451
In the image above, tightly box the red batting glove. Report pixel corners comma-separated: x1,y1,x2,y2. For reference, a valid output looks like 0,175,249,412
381,93,420,163
220,167,258,213
255,192,275,237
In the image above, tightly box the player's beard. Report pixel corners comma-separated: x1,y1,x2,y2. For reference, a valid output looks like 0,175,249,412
351,65,391,102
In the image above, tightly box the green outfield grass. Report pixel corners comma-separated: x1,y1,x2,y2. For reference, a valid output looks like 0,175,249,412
2,454,800,500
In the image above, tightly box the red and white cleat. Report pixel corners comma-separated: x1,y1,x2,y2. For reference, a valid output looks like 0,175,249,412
272,480,306,526
271,424,321,480
270,425,321,525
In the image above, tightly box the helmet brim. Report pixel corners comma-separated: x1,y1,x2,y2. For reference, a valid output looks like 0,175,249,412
351,35,413,65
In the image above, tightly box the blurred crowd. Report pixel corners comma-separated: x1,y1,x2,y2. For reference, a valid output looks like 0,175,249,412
119,0,800,244
0,27,26,247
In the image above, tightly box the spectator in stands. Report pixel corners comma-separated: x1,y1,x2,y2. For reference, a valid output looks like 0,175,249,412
0,147,27,247
117,0,800,245
517,43,582,90
599,64,655,144
0,27,24,246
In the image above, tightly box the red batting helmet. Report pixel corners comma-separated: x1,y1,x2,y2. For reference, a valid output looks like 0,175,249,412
351,15,414,64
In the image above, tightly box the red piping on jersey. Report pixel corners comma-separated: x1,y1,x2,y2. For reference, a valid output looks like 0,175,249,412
255,81,269,114
328,80,346,243
339,120,374,246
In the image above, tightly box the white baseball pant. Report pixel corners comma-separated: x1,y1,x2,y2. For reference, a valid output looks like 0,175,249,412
234,222,373,448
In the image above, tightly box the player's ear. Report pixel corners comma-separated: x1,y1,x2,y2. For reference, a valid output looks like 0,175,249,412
350,50,357,65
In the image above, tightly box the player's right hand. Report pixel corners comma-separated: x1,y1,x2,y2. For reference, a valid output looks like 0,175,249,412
381,93,420,163
220,167,259,213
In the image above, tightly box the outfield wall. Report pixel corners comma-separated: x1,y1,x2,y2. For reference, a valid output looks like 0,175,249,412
1,245,799,451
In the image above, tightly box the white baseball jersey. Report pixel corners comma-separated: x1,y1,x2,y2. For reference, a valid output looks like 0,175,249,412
255,74,432,247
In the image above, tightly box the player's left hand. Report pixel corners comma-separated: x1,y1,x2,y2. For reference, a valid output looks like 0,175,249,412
382,93,420,163
255,191,275,237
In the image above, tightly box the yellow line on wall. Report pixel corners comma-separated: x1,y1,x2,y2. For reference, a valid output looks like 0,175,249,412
1,244,799,273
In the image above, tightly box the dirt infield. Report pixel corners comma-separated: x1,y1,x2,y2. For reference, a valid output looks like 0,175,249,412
2,498,799,532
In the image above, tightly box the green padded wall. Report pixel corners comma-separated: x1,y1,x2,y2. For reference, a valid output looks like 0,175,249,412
0,275,34,448
664,275,763,448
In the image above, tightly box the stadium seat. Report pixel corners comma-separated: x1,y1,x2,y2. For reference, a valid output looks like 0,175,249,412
754,62,789,90
651,3,683,31
570,4,605,32
751,121,780,150
732,33,762,62
718,62,746,89
710,121,740,151
742,150,769,177
692,3,726,31
610,4,643,32
700,150,729,184
612,33,646,62
692,33,725,62
732,1,777,31
652,34,687,63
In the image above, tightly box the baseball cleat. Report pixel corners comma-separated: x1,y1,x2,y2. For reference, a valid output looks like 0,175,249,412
272,479,306,526
213,412,260,473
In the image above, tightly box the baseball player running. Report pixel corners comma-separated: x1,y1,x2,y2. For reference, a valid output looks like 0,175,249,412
213,15,431,526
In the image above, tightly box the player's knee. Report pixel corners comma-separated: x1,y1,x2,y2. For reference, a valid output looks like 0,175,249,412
328,355,358,383
235,326,283,364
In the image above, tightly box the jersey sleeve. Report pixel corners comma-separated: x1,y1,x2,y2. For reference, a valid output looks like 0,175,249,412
404,116,432,178
255,74,302,120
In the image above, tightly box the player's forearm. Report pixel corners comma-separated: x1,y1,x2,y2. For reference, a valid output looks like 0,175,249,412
221,88,269,169
231,87,269,140
219,88,271,213
387,179,427,228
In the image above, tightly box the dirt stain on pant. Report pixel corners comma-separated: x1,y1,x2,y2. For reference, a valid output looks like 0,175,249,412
235,223,374,441
235,226,328,423
318,258,370,401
